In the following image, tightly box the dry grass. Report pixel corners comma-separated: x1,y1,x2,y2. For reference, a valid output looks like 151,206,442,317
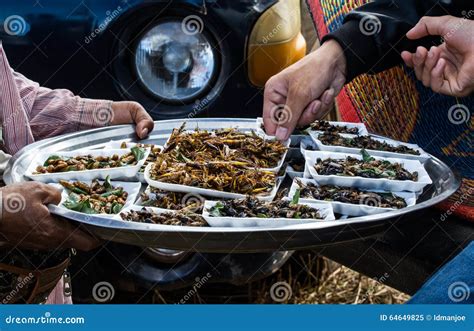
252,251,410,304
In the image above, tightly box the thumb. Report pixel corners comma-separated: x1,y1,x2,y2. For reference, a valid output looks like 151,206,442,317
407,16,452,39
130,103,154,139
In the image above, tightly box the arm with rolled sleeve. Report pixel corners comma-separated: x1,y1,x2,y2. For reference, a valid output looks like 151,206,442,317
0,44,112,155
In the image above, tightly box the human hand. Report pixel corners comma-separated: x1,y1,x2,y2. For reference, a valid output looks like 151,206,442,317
111,101,155,139
401,15,474,97
0,182,100,251
262,40,347,140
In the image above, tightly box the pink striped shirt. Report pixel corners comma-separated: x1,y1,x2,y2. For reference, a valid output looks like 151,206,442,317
0,44,112,155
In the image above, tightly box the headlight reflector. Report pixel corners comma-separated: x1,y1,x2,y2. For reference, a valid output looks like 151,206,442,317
135,20,215,102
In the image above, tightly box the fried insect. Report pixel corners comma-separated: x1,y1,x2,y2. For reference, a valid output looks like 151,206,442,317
119,142,161,172
120,208,207,227
314,150,418,181
150,154,277,195
139,187,203,212
318,133,420,155
295,179,407,209
208,197,322,219
163,123,287,168
34,147,146,174
309,120,359,134
60,176,127,214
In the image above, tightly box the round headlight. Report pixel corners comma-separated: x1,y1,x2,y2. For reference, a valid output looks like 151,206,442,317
135,20,216,102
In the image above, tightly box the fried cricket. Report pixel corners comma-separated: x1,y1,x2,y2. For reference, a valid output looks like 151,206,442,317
318,133,420,155
314,150,418,181
120,208,207,227
295,179,407,209
208,197,322,219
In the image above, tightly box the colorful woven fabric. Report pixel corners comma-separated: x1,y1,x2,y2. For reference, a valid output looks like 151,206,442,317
306,0,474,220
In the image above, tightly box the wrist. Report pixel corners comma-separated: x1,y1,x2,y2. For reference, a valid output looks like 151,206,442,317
322,40,347,79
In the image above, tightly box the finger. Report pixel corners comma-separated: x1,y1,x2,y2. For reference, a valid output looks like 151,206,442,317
421,46,441,86
401,51,414,67
413,47,428,81
276,81,315,140
132,105,154,139
321,88,335,106
263,77,288,136
37,184,62,205
430,58,448,93
406,16,451,39
297,100,322,127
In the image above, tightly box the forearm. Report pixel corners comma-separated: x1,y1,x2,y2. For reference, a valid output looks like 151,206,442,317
322,0,468,81
13,72,113,140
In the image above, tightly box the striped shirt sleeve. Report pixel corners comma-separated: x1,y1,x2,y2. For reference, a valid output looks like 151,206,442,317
0,44,113,155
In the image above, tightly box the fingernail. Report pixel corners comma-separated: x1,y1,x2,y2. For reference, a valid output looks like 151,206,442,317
141,128,149,137
428,50,433,58
323,90,334,104
275,127,288,141
311,101,321,114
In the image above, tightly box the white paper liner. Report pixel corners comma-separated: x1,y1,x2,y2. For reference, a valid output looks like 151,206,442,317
288,177,417,217
48,180,141,219
103,140,163,183
309,132,430,161
144,163,284,201
26,148,151,183
300,137,318,157
202,199,335,227
307,121,368,136
305,151,432,192
115,205,209,226
255,117,308,145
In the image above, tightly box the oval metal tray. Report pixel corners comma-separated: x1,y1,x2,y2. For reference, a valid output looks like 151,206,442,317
4,118,461,252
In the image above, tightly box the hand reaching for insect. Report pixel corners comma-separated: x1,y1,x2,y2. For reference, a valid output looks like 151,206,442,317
263,40,347,140
401,15,474,97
